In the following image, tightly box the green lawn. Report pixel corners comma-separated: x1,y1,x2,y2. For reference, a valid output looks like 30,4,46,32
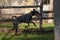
0,22,54,40
0,32,54,40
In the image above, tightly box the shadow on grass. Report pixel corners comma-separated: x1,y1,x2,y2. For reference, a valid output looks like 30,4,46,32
22,26,54,34
2,35,14,40
1,32,54,40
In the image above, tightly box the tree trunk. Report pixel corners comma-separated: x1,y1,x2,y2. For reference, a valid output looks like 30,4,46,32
54,0,60,40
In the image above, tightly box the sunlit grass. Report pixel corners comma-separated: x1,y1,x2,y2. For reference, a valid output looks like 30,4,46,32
0,22,54,29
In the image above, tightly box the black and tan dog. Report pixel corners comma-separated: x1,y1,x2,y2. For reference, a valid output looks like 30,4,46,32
9,9,40,35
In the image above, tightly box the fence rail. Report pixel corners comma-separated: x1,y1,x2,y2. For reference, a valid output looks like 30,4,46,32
0,5,41,9
43,11,54,13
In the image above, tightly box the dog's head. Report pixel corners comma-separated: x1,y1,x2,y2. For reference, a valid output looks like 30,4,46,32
31,9,40,16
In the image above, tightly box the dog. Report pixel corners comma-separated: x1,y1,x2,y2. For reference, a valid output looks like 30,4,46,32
9,9,40,35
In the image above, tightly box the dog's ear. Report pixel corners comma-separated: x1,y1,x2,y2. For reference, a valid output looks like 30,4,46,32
33,9,35,11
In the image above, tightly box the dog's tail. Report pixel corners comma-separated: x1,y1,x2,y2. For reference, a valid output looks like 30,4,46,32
12,16,17,21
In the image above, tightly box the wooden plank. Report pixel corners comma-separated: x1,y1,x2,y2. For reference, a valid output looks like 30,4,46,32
43,11,54,13
42,17,54,19
39,0,43,31
0,5,40,9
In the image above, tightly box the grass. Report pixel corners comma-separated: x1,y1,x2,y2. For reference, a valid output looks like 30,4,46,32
0,22,54,40
0,22,54,29
0,32,54,40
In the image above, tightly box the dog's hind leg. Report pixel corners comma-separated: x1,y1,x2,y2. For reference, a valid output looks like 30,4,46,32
25,22,29,28
31,22,36,27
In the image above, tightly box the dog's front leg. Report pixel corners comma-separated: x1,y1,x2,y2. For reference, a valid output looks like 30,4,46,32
31,22,36,27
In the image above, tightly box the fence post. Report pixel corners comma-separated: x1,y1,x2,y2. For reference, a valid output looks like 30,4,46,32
54,0,60,40
39,0,43,32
